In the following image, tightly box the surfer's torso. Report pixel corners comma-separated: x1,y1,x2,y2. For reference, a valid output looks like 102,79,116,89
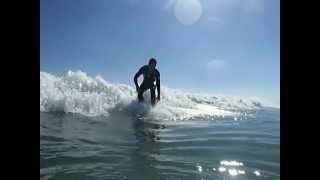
134,63,161,106
138,65,160,85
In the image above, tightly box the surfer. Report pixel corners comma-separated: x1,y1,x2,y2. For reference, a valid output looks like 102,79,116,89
134,58,160,106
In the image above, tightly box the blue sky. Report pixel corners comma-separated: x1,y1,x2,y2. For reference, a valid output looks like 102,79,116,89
40,0,279,105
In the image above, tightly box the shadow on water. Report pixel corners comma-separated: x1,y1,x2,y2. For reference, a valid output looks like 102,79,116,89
126,114,167,180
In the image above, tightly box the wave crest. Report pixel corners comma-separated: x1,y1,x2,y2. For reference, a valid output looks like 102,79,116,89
40,70,264,120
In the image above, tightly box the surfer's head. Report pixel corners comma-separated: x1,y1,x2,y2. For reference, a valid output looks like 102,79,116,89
148,58,157,70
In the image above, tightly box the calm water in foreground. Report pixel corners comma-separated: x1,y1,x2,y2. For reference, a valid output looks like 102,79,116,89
40,107,279,180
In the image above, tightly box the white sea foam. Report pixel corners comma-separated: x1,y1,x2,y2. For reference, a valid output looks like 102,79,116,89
40,70,266,120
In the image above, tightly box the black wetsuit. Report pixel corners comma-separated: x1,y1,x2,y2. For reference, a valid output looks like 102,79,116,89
134,65,160,105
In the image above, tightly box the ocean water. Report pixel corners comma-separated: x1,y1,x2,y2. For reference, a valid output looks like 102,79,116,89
40,71,280,180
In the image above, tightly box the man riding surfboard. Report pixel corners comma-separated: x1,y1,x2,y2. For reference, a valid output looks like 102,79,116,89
134,58,160,106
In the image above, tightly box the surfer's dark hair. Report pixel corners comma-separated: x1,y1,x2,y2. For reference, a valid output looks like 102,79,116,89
149,58,157,65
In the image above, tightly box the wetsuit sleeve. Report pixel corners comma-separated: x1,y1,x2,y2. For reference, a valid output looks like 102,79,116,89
156,71,160,97
134,67,143,88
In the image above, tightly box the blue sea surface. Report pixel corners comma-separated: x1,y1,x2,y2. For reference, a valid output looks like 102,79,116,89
40,107,279,180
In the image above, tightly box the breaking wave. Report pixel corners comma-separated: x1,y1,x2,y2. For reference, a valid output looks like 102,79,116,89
40,70,265,120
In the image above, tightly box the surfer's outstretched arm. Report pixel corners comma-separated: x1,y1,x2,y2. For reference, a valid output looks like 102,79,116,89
156,72,160,101
134,68,142,91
